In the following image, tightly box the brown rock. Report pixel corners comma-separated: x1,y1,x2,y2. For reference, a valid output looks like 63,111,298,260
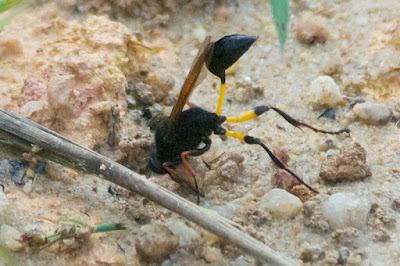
320,142,371,182
214,6,230,21
271,148,315,201
135,224,179,263
296,11,327,44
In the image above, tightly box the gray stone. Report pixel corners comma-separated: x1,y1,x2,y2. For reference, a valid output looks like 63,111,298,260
323,193,371,230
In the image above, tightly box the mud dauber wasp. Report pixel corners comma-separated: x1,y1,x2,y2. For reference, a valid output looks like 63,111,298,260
149,35,349,204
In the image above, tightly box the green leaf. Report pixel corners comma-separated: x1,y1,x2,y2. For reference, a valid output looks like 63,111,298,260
270,0,289,51
0,0,28,31
0,0,24,13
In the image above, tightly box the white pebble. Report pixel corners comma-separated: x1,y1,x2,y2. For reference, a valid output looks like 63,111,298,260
353,102,391,125
307,75,343,107
23,179,33,194
260,188,304,219
323,193,371,230
166,220,201,246
0,225,23,251
211,202,243,219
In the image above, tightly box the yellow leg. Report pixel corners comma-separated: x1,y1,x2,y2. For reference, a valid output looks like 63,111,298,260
216,82,226,117
225,130,246,142
226,106,269,123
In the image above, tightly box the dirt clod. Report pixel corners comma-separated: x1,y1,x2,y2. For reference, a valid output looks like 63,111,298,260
320,142,371,182
296,11,327,44
135,223,179,263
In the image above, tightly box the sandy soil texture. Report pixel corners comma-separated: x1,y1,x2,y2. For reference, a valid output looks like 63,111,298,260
0,0,399,265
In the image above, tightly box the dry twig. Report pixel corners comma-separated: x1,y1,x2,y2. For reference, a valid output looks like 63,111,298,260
0,108,293,266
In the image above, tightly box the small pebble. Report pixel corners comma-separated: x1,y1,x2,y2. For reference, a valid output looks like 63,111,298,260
128,82,155,106
135,224,179,263
320,142,371,182
234,80,264,103
307,76,343,108
166,220,200,246
22,179,33,194
213,6,230,21
203,246,224,263
353,102,391,125
259,188,303,219
234,87,250,102
337,247,351,265
218,160,240,180
323,193,371,230
296,11,327,44
210,202,243,219
0,224,23,251
145,69,175,102
299,243,325,263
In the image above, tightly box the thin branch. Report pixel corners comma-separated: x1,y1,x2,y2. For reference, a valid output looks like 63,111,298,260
0,108,294,266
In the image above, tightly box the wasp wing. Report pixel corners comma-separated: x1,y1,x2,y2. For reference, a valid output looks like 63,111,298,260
170,36,211,127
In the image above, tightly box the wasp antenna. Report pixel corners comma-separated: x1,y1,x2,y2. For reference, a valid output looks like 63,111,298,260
206,34,257,81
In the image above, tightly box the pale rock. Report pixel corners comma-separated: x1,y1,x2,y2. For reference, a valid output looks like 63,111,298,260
0,189,13,224
260,188,304,219
166,220,201,246
307,76,343,107
145,69,175,102
0,225,23,251
203,246,224,263
353,102,391,125
210,202,243,219
135,224,179,263
22,179,33,194
296,11,327,44
323,193,371,230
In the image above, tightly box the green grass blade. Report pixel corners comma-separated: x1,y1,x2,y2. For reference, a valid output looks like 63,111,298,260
0,0,24,13
0,0,27,31
270,0,289,51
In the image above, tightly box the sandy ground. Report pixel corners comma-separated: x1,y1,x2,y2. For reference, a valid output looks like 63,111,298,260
0,0,400,265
